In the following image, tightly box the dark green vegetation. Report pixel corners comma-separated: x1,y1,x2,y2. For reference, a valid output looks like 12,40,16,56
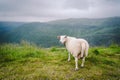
0,22,26,43
0,43,120,80
0,17,120,47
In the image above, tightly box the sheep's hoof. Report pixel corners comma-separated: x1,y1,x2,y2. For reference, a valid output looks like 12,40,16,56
68,59,70,62
81,65,84,68
75,68,79,71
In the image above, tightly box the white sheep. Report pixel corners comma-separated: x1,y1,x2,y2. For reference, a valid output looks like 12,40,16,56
57,35,89,70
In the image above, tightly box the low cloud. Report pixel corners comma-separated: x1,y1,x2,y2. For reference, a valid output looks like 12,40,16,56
0,0,120,22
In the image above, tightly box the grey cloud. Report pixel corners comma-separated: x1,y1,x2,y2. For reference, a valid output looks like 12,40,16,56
64,0,90,10
0,0,120,22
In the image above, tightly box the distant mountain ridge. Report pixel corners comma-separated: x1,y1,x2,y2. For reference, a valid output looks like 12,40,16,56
0,17,120,47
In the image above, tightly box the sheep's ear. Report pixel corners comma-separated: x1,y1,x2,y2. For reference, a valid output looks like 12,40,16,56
57,36,60,39
65,35,67,38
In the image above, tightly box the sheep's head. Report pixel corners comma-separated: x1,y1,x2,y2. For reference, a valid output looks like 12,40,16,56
57,35,67,44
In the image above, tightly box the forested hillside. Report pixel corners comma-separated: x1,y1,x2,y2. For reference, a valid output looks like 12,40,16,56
0,22,26,42
0,17,120,47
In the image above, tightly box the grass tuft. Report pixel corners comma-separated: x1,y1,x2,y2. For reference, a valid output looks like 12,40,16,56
0,43,120,80
93,49,100,55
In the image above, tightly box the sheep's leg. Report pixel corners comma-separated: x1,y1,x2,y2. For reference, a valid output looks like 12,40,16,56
75,57,79,70
77,53,80,59
81,57,85,67
68,52,71,61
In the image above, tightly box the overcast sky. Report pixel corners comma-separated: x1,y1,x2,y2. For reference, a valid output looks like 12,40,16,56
0,0,120,22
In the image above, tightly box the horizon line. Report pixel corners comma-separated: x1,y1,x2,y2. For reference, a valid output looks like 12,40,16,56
0,16,120,23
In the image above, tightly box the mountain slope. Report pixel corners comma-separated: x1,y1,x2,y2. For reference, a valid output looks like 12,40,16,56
1,17,120,47
0,22,26,42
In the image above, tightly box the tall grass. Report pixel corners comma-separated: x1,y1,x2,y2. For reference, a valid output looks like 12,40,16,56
0,42,120,80
0,42,41,62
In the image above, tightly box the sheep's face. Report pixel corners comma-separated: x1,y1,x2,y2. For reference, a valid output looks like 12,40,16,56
57,35,67,44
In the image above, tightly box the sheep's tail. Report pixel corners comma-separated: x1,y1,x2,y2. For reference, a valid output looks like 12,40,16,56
85,43,89,57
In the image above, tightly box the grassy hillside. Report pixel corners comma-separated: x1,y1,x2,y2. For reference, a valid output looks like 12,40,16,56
0,17,120,47
0,42,120,80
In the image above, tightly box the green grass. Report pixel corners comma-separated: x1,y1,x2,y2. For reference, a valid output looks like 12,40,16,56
0,43,120,80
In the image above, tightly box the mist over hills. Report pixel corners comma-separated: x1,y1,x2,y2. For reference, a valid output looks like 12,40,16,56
0,22,26,42
0,17,120,47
